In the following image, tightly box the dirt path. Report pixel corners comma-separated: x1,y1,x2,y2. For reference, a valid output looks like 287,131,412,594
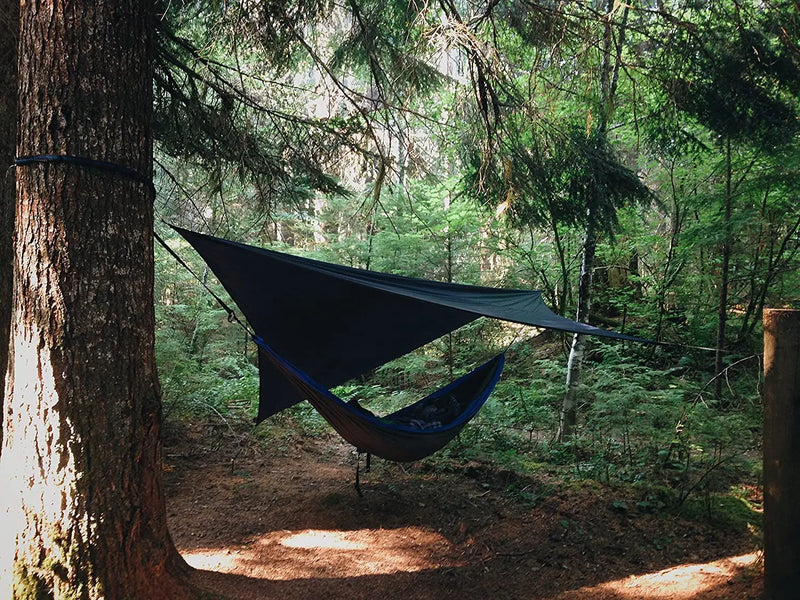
164,424,763,599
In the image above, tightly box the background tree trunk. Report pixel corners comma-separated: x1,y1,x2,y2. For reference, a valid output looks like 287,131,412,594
557,209,597,441
0,0,19,450
0,2,195,597
714,136,733,401
557,0,627,442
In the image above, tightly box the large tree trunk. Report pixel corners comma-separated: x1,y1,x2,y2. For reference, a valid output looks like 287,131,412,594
0,0,19,450
0,2,195,597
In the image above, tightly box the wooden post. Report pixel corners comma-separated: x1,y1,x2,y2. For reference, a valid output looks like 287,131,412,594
763,308,800,599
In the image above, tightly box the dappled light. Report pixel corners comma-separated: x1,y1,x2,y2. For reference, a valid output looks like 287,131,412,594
166,427,763,599
558,553,760,599
183,528,760,599
182,526,462,580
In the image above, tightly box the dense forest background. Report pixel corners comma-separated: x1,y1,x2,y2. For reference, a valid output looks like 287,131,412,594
152,0,799,510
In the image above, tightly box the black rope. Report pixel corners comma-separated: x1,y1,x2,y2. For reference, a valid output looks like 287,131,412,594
14,154,155,196
9,155,244,328
154,228,251,334
155,229,270,430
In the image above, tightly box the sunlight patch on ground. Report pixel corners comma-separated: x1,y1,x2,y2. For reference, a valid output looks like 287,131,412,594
182,526,461,580
279,529,368,550
184,550,240,573
557,553,759,599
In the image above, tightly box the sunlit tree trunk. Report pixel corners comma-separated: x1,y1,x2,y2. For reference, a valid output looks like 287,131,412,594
558,205,596,441
0,0,19,450
0,2,195,597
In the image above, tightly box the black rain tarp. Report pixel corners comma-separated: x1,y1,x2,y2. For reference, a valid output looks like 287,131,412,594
172,226,643,422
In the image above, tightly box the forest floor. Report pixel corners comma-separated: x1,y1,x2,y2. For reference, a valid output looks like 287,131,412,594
164,420,763,600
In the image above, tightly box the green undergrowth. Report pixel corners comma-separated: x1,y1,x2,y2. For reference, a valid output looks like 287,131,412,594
157,300,763,524
680,491,763,530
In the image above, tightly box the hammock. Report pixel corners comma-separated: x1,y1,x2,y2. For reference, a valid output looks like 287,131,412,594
254,336,505,462
171,226,643,423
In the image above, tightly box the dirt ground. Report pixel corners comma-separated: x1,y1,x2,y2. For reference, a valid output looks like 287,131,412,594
164,422,763,600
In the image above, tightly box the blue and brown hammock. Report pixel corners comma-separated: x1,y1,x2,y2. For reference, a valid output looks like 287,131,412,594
254,336,504,462
171,226,642,462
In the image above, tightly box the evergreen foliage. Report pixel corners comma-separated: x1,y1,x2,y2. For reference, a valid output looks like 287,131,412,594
151,0,797,508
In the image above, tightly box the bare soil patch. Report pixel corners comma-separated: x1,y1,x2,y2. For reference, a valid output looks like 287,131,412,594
164,421,762,599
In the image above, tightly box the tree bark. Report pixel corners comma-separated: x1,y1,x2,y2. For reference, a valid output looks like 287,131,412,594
0,0,19,451
0,2,195,597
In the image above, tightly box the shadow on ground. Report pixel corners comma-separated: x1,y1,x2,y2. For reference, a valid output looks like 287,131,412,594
165,426,762,600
